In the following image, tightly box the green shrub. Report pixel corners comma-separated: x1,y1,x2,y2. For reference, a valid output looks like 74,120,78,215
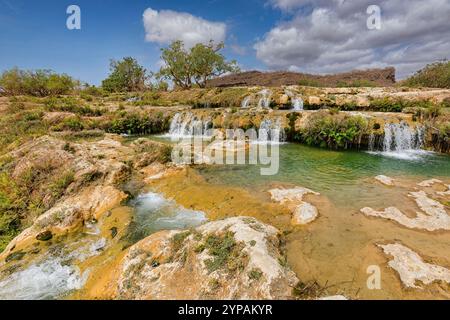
404,60,450,88
105,112,169,135
299,112,369,149
44,97,104,116
0,68,77,96
298,79,323,87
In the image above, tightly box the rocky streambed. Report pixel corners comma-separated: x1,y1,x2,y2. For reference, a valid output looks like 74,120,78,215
0,92,449,299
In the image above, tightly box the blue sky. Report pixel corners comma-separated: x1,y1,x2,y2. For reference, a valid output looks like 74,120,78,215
1,0,449,84
0,0,283,85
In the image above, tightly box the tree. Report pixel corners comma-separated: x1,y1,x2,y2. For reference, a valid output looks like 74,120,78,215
102,57,148,92
190,41,240,88
157,41,193,89
157,41,240,89
0,68,76,96
0,68,25,95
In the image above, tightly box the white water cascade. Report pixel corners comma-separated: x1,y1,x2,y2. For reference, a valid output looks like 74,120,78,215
166,113,212,138
292,97,304,111
241,96,252,108
257,89,272,108
285,90,304,111
368,122,428,160
256,118,286,144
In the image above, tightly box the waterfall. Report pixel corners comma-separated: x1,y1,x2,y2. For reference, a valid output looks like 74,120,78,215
368,121,428,160
166,113,212,138
292,97,304,111
241,96,251,108
368,133,375,151
257,89,272,108
285,90,303,111
383,122,424,152
256,118,286,144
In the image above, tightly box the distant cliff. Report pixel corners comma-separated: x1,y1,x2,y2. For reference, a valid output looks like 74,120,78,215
206,67,396,88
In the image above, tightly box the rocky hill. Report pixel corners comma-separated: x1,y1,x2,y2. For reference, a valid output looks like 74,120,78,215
206,68,396,88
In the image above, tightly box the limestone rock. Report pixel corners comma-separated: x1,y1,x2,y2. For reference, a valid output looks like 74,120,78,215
269,187,319,204
437,185,450,197
379,243,450,289
361,191,450,231
375,175,395,186
308,96,321,105
100,217,298,300
418,179,443,187
278,94,290,105
269,187,320,225
292,202,318,225
1,185,127,255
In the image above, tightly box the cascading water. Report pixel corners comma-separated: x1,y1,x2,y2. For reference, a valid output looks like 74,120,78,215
257,89,272,108
368,121,428,160
128,192,207,242
166,113,212,138
285,90,304,111
292,97,304,111
256,118,286,144
368,133,375,152
383,122,424,152
241,96,252,108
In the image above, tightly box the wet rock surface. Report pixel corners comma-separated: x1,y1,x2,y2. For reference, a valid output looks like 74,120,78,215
269,187,321,225
89,217,298,300
379,243,450,289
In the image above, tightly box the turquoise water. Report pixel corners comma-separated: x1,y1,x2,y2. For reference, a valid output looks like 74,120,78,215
194,143,450,208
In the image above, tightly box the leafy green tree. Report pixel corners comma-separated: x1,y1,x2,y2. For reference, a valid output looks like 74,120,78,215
0,68,76,96
157,41,193,89
190,41,239,88
0,68,25,95
157,41,239,89
102,57,148,92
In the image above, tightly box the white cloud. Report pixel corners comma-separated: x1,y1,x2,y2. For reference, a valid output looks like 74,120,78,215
258,0,450,78
143,8,227,49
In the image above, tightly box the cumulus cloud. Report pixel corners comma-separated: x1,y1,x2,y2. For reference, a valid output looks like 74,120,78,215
258,0,450,78
143,8,227,49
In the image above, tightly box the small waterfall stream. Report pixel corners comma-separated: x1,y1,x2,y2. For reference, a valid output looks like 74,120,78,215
257,89,272,108
292,97,304,111
285,90,304,111
368,122,428,160
166,113,212,138
241,96,252,108
256,118,286,144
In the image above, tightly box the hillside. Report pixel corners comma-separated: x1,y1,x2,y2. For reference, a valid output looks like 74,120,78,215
206,68,396,88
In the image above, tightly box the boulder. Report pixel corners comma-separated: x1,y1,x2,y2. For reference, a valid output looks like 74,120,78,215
96,217,298,300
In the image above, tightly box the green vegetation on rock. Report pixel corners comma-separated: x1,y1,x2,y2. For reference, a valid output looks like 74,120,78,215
0,68,77,96
404,60,450,89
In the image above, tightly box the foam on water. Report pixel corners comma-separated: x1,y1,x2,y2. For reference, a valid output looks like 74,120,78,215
130,192,207,238
367,149,434,161
0,259,88,300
